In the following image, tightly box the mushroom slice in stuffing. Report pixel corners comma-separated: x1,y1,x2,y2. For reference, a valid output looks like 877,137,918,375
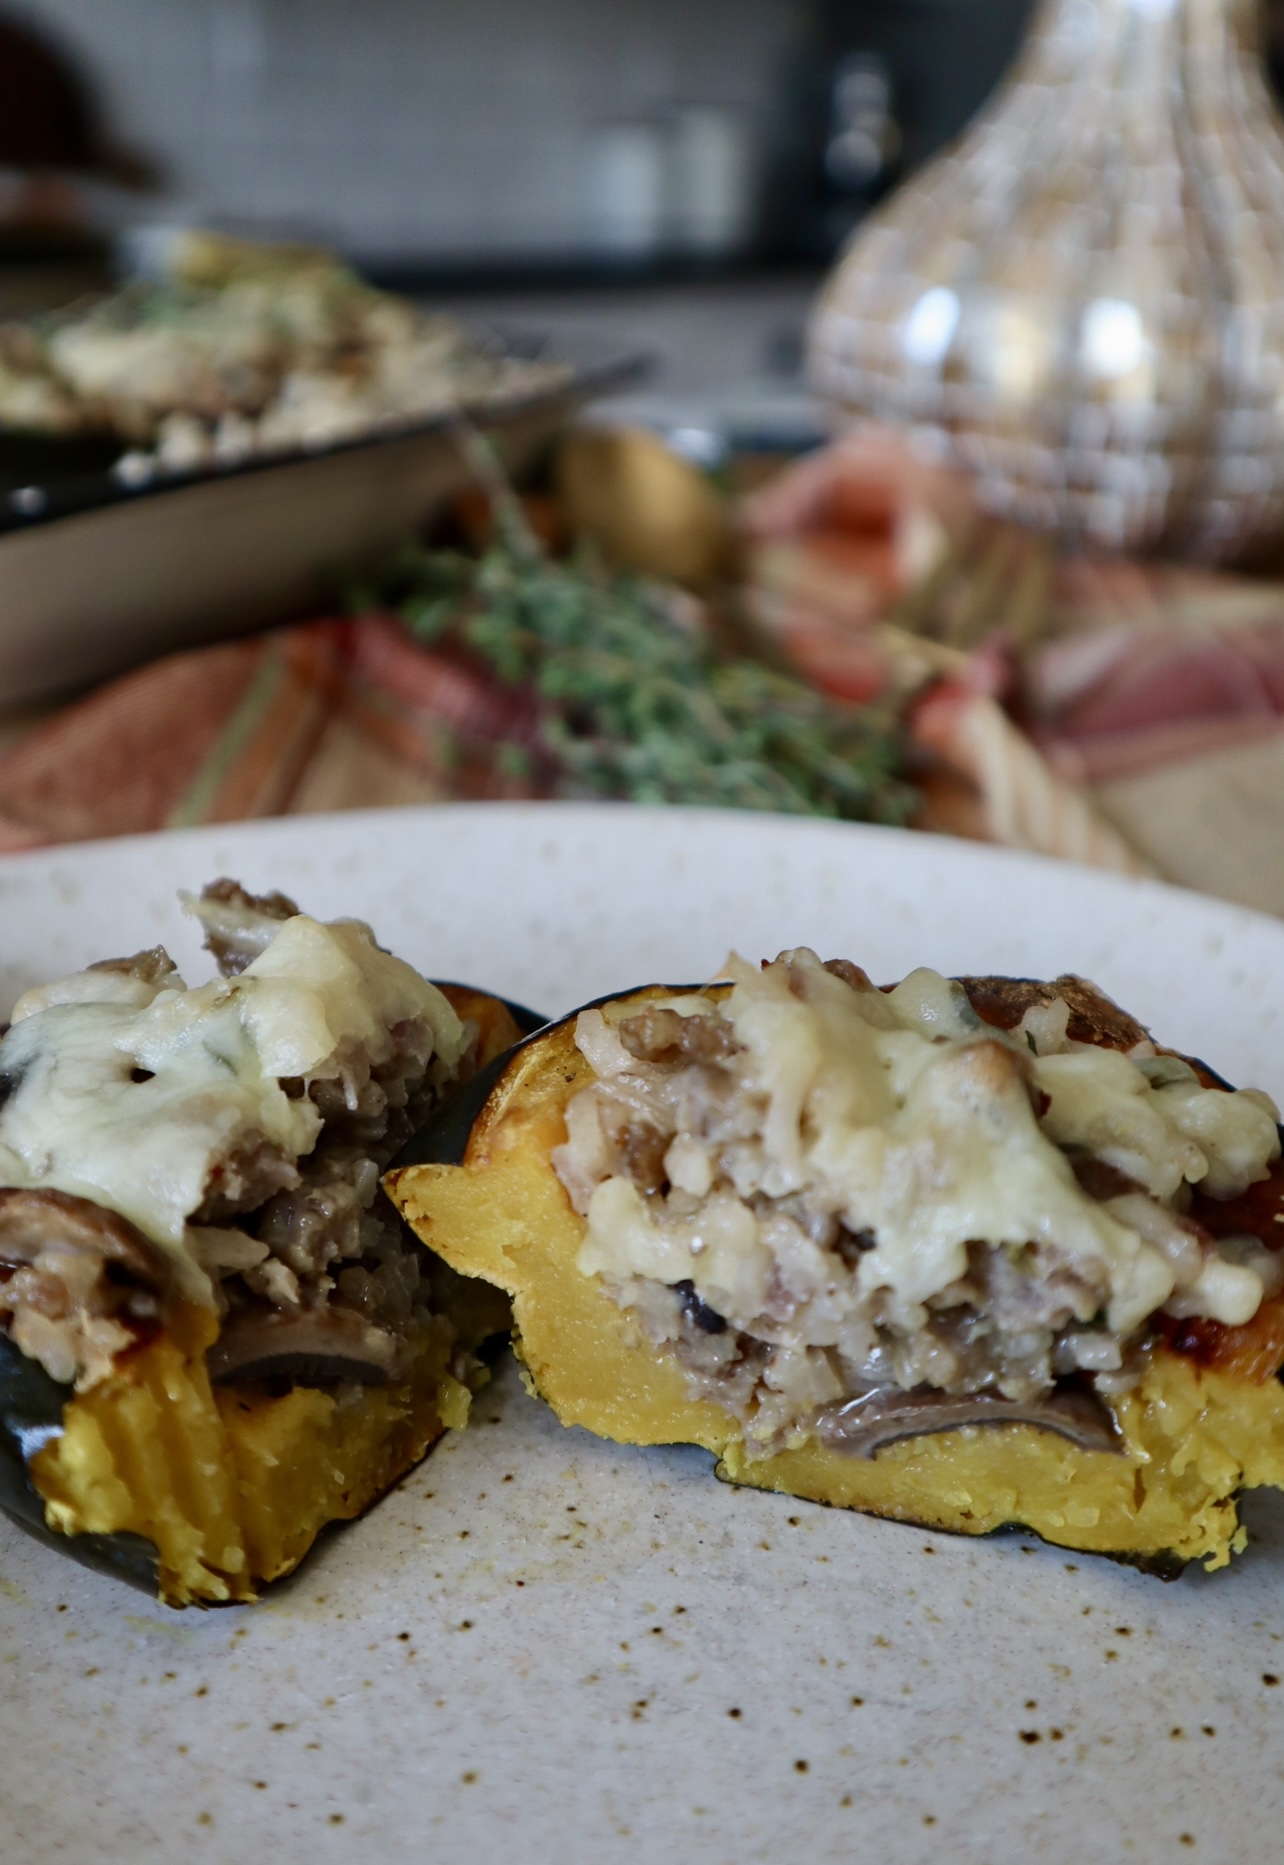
207,1305,402,1386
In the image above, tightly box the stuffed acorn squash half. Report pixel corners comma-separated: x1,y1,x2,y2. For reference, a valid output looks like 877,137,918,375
0,881,525,1605
386,952,1284,1575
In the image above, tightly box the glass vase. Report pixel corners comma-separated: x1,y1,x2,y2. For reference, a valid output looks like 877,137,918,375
809,0,1284,562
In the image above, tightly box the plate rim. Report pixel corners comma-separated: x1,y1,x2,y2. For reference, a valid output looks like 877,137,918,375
0,799,1278,950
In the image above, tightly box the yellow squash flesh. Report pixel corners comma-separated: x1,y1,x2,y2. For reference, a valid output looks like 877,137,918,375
386,1007,1284,1573
20,990,524,1606
30,1302,470,1605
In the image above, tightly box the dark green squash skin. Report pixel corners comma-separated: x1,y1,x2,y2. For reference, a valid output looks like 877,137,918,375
0,1332,159,1594
0,983,549,1599
393,1045,525,1169
389,992,548,1169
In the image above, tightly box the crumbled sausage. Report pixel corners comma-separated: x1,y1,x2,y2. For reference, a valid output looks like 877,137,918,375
196,1134,300,1223
961,975,1150,1051
88,947,179,987
823,960,877,994
621,1121,672,1196
618,1007,740,1066
190,879,301,976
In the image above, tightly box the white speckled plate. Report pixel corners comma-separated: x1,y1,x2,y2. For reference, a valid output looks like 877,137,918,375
1,804,1282,1864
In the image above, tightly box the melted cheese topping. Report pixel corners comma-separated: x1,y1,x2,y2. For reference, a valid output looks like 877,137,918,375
0,914,463,1298
575,953,1281,1337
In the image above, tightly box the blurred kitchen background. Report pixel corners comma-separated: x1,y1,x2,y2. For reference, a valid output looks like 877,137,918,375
1,0,1040,439
1,1,1042,260
7,1,1284,912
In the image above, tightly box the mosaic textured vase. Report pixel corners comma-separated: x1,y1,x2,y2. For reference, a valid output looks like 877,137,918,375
809,0,1284,561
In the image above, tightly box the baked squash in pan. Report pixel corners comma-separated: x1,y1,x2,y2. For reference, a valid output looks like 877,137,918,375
387,954,1284,1574
0,882,529,1605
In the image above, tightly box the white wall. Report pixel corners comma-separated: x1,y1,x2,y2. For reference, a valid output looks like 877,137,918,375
14,0,802,262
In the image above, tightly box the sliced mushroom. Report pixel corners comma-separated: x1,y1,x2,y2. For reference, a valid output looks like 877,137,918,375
673,1279,728,1335
208,1304,402,1387
0,1187,170,1288
814,1382,1123,1460
0,1188,172,1390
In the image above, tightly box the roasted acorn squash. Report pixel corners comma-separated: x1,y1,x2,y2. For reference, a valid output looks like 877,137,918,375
0,980,530,1606
386,980,1284,1575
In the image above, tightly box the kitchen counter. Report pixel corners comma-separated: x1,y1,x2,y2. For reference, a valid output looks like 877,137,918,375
419,273,828,454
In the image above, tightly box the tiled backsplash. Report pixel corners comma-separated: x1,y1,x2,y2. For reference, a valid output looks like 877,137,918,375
19,0,803,262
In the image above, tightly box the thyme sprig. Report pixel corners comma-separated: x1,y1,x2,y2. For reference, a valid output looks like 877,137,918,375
353,470,914,824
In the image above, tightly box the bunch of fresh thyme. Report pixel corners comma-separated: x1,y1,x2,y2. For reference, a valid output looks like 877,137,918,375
352,474,915,825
